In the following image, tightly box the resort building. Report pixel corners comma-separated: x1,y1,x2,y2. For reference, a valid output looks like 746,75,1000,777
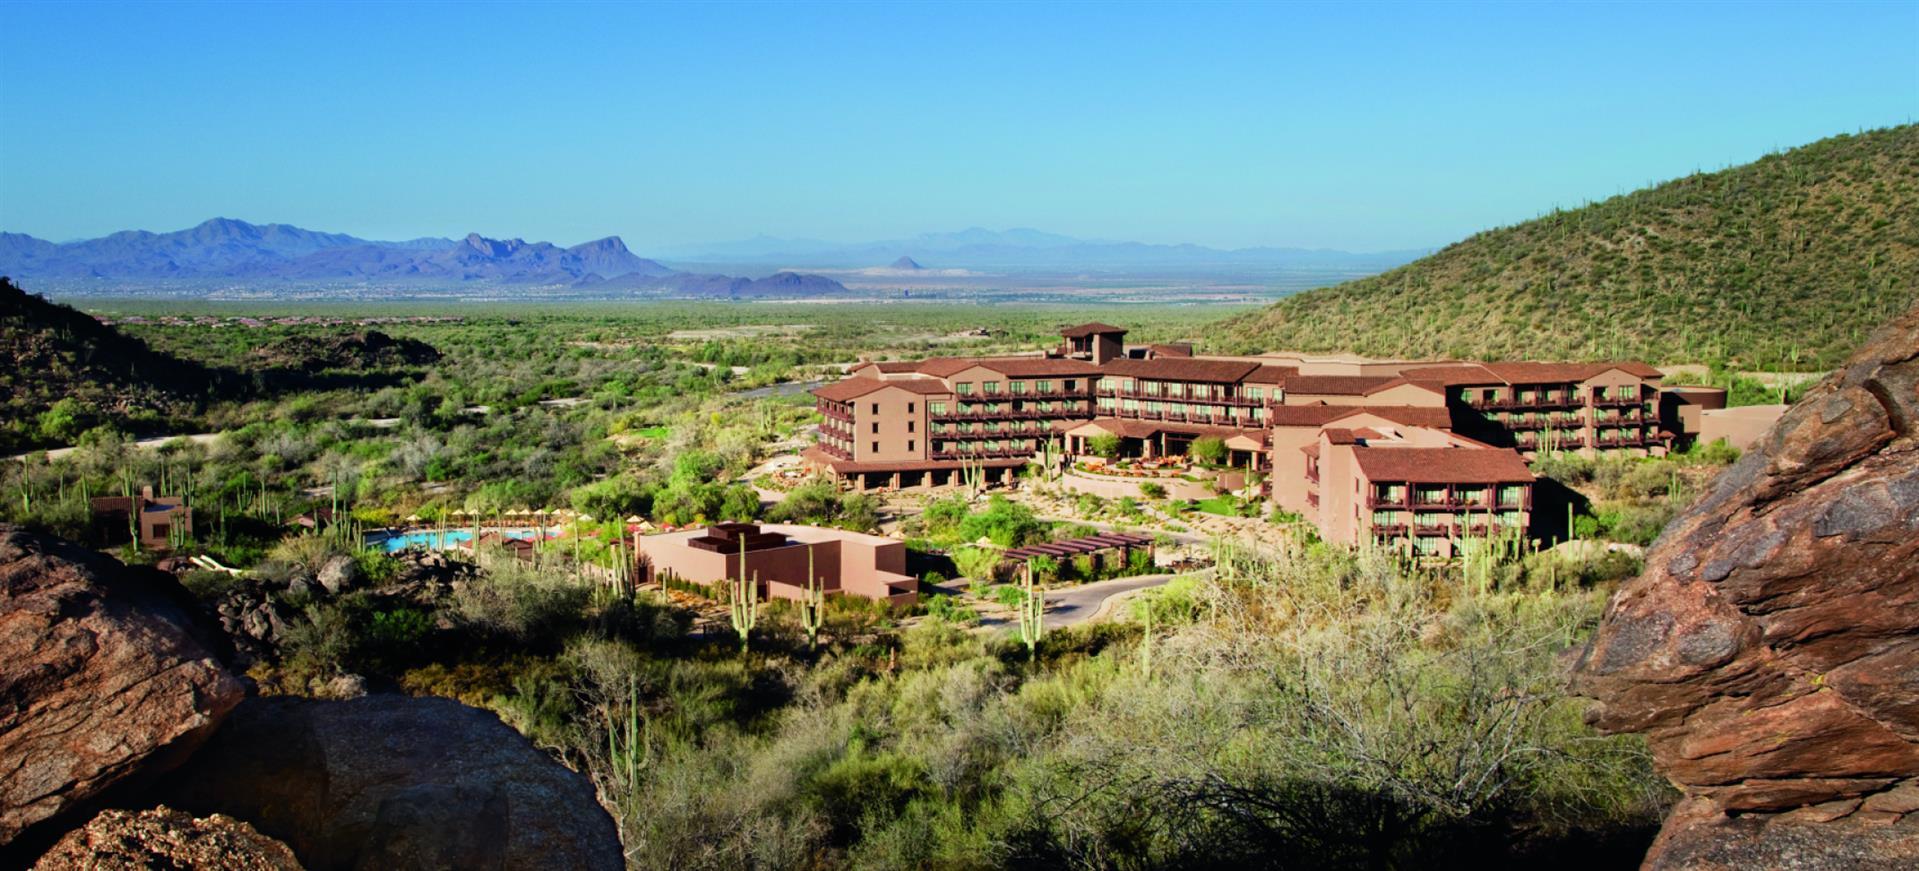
1301,425,1534,557
806,322,1702,552
89,486,192,549
641,522,918,606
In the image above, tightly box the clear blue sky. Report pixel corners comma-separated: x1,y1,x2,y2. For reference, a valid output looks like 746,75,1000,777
2,1,1913,252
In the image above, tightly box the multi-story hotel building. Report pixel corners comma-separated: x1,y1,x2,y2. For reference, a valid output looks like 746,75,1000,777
805,323,1685,551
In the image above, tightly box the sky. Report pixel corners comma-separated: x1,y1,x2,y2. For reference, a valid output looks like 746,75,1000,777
1,1,1914,253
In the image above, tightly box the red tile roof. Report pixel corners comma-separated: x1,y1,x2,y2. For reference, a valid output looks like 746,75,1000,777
1351,447,1535,484
811,378,950,401
1281,374,1401,395
1244,364,1297,384
1100,357,1265,383
1060,322,1128,337
911,356,1100,378
1264,405,1454,429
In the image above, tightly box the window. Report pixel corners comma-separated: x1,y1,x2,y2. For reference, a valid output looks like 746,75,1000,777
1245,386,1264,401
908,421,915,432
930,401,946,415
984,381,1001,394
871,402,879,414
1098,397,1117,411
956,382,973,395
1064,380,1077,391
871,441,879,453
1010,380,1029,394
1036,380,1053,393
872,422,879,434
907,403,915,413
908,440,916,452
1372,510,1399,526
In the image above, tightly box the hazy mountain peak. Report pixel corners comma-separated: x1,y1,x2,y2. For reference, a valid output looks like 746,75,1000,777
890,256,924,270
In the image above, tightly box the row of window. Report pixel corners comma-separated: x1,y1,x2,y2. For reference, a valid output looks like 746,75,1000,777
936,420,1049,434
952,379,1080,396
928,400,1085,414
1098,397,1266,419
1096,378,1268,401
1370,510,1525,527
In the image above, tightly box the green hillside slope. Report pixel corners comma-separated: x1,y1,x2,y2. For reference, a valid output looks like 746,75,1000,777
0,277,221,453
1214,126,1917,369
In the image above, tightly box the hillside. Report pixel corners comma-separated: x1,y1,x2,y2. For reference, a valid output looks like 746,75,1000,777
1214,126,1919,369
0,277,221,452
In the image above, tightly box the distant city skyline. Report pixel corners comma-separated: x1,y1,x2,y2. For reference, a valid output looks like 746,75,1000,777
2,1,1913,252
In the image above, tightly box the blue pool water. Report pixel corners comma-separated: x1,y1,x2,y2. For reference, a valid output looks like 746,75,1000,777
367,527,549,553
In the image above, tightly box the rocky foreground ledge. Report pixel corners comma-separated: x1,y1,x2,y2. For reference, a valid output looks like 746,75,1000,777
0,523,621,870
1573,302,1919,869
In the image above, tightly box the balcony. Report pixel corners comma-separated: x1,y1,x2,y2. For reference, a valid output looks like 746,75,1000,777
1370,523,1409,537
816,442,852,461
932,407,1083,422
1367,494,1409,509
931,447,1035,461
818,402,854,424
1591,393,1646,408
1470,393,1579,411
1097,386,1266,407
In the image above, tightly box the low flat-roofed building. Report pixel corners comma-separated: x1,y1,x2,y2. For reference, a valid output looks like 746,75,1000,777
642,522,918,607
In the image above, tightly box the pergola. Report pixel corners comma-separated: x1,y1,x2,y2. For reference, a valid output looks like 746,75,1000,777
1000,532,1155,574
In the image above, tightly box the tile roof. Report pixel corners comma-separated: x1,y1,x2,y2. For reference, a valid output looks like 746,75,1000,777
1264,405,1454,429
1243,364,1297,384
1100,357,1265,383
1060,322,1129,337
1351,447,1535,484
811,377,950,401
911,356,1101,378
1281,374,1402,395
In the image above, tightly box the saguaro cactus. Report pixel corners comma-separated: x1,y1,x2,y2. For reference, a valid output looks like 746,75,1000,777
1017,560,1045,661
729,539,760,653
798,546,826,650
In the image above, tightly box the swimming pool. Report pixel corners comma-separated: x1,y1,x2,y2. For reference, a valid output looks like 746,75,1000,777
367,526,553,553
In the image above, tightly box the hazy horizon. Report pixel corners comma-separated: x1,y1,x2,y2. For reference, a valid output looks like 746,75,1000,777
2,1,1914,253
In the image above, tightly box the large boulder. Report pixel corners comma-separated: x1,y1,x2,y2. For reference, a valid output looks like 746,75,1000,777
33,805,303,871
0,525,243,844
1571,304,1919,866
160,695,623,871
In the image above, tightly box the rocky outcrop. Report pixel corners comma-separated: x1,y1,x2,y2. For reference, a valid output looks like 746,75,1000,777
33,806,302,871
211,549,468,670
160,695,623,871
0,525,243,844
1572,303,1919,866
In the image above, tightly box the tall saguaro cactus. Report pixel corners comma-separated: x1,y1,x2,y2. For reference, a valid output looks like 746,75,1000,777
798,545,826,650
1017,560,1045,662
729,539,760,653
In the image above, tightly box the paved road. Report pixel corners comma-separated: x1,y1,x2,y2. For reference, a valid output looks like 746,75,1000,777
1041,573,1178,628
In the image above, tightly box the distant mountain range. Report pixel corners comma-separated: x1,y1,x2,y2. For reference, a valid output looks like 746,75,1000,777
656,227,1429,273
0,218,848,298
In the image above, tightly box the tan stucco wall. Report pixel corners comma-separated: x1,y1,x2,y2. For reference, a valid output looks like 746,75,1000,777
851,385,937,463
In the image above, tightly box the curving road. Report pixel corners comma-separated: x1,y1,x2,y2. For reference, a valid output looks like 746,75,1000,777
1041,573,1178,628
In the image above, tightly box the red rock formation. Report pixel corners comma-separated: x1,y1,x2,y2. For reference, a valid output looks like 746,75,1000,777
32,806,302,871
0,525,243,845
1572,303,1919,866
